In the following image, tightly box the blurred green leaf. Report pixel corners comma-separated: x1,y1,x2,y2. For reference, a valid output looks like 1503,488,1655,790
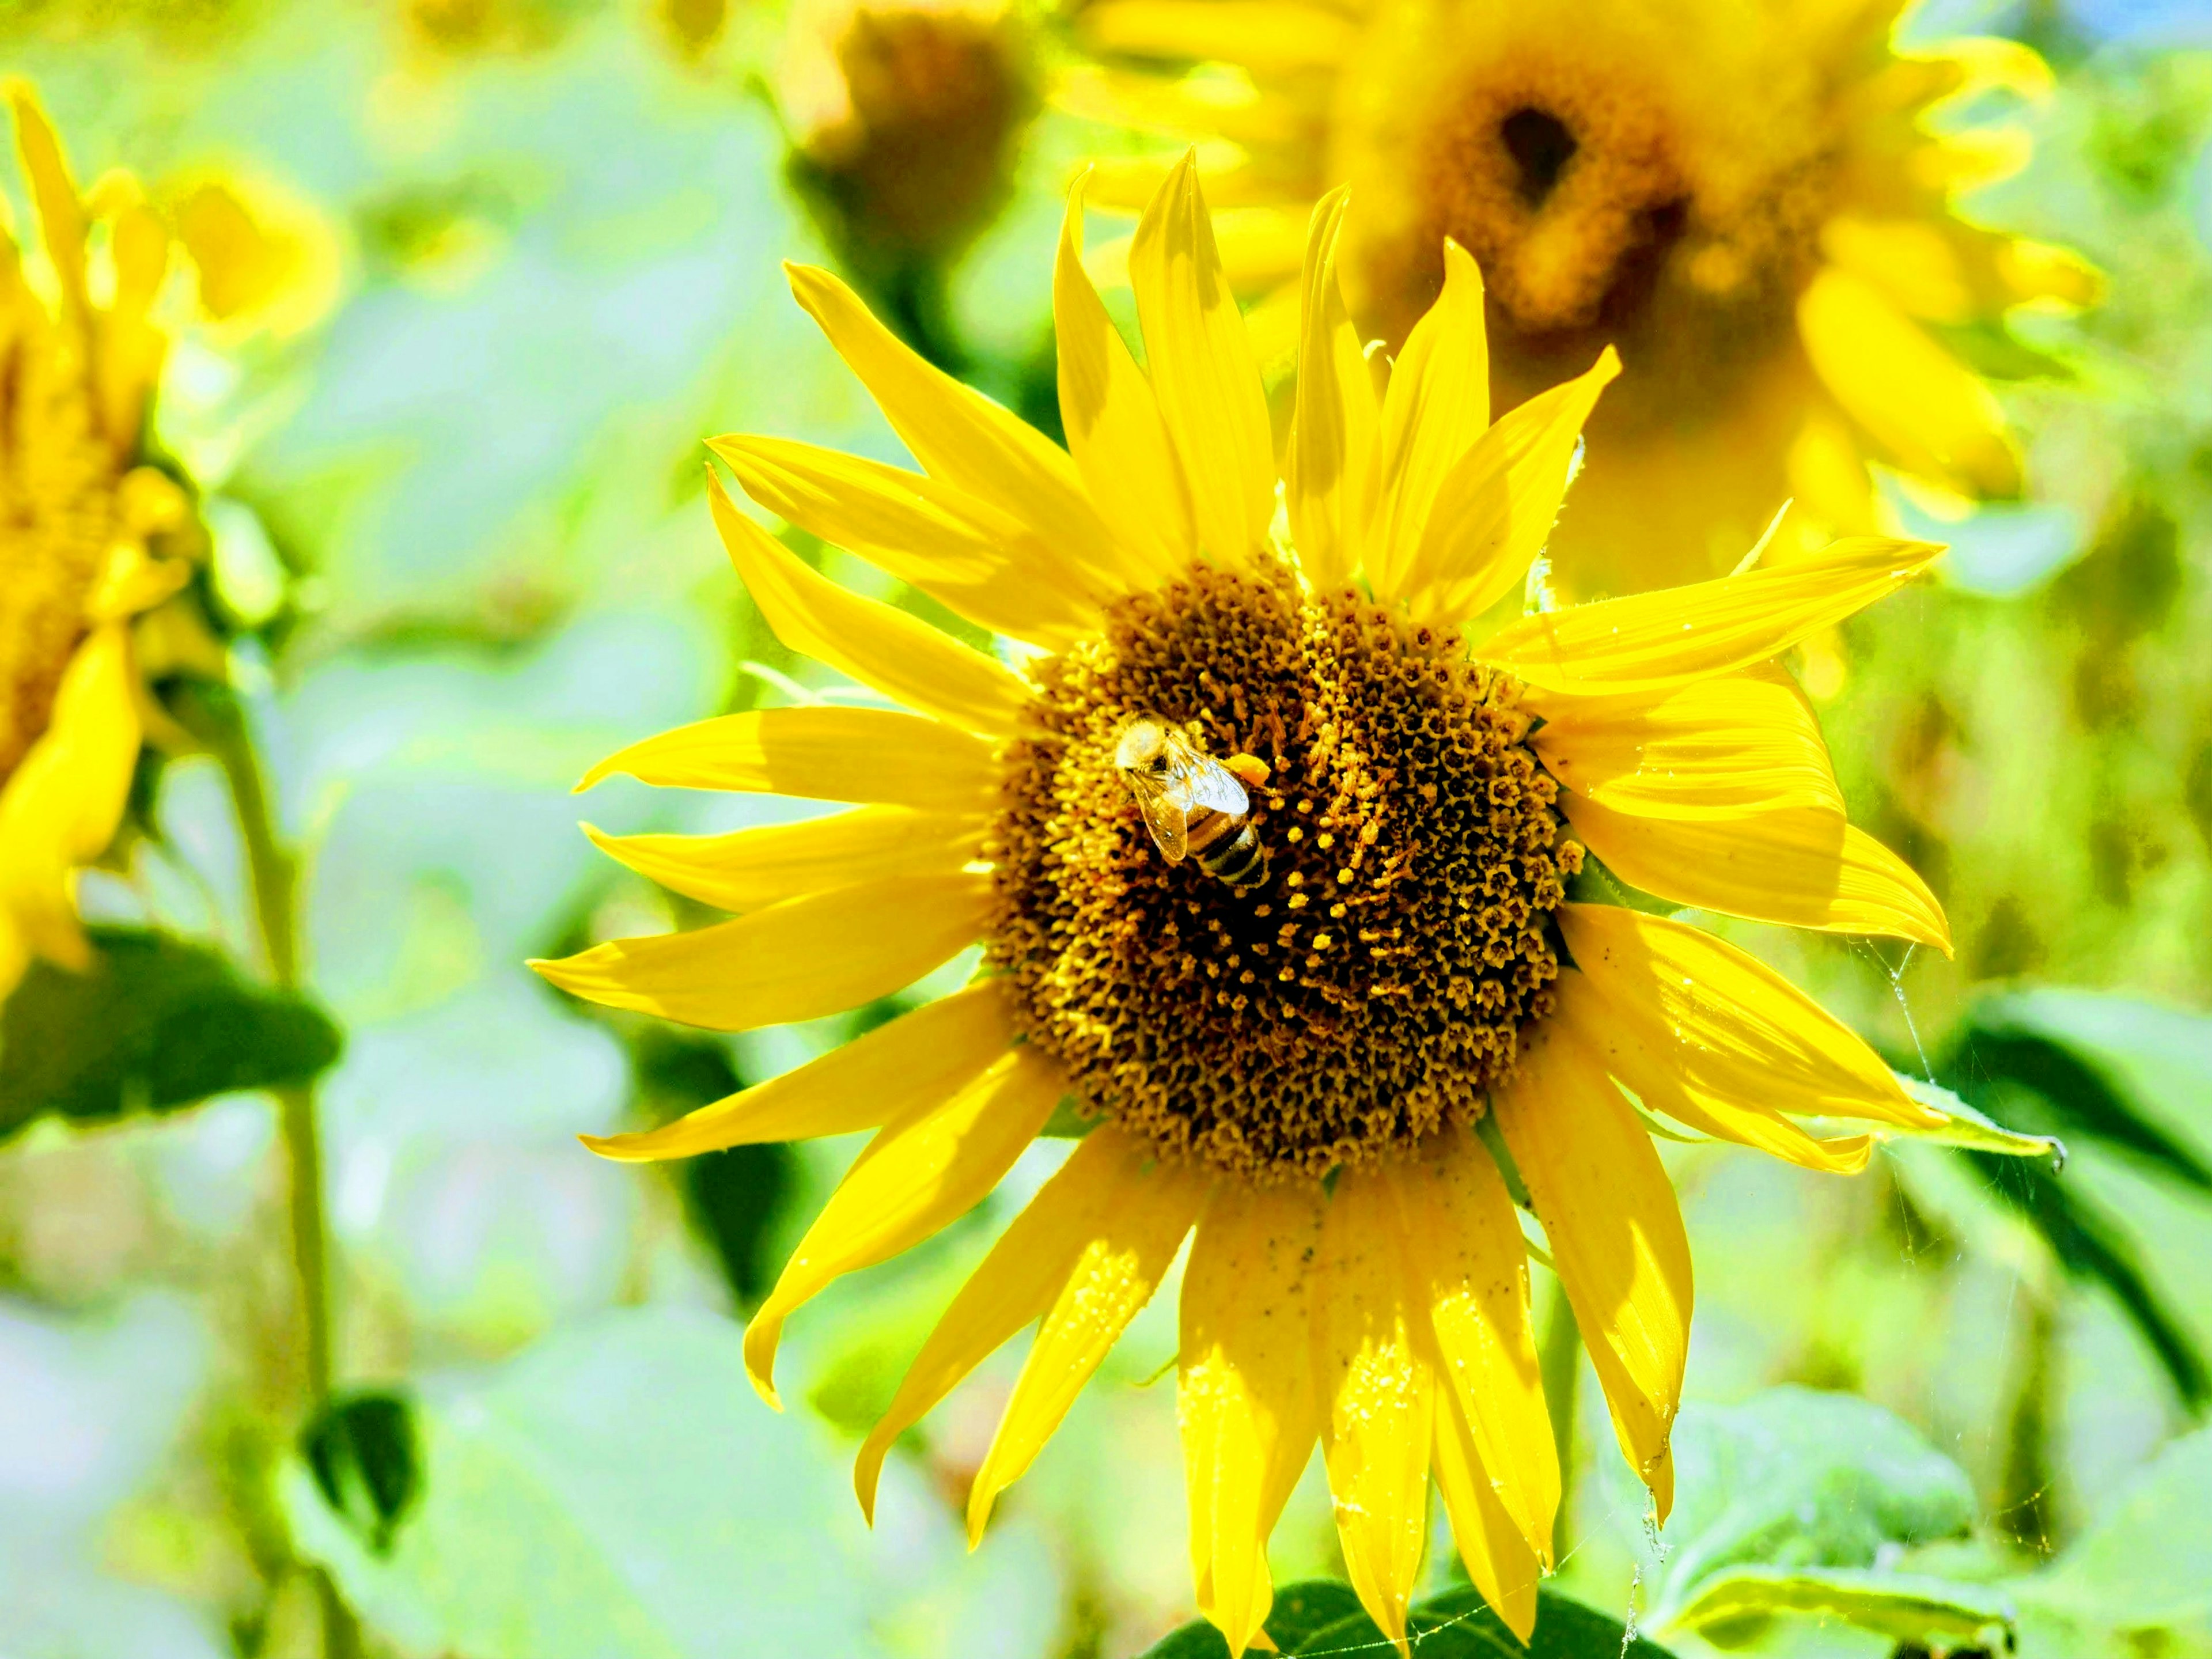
1670,1566,2013,1651
1638,1388,1978,1649
282,1306,882,1658
303,1391,422,1558
2015,1425,2212,1657
0,926,342,1142
1134,1584,1679,1658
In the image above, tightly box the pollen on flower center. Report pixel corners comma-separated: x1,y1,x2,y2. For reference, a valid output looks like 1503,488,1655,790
986,565,1582,1181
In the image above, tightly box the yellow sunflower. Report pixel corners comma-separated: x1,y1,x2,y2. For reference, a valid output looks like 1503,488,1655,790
1062,0,2100,596
536,157,1976,1652
0,84,198,998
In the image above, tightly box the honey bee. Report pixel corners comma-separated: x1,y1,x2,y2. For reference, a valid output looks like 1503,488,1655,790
1113,717,1271,891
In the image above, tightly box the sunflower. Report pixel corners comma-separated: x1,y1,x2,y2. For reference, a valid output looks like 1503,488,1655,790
0,84,200,998
1060,0,2100,596
535,157,1975,1651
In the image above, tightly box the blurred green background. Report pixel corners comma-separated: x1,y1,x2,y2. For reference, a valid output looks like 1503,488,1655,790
2,0,2210,1654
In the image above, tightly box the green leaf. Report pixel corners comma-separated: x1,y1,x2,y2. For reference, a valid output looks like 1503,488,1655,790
1637,1388,1979,1647
2014,1426,2212,1656
282,1306,889,1658
1956,990,2212,1195
0,926,342,1141
1669,1566,2014,1651
1133,1585,1679,1658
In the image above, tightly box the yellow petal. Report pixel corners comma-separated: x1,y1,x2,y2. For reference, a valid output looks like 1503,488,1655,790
710,434,1100,650
1557,903,1947,1135
1495,1016,1691,1521
967,1146,1206,1543
581,979,1014,1162
1389,1137,1556,1564
1179,1180,1326,1658
1798,266,2020,499
528,870,992,1031
1286,187,1376,592
744,1044,1064,1407
1076,1,1358,75
856,1126,1164,1522
1128,153,1275,563
1562,793,1952,953
1480,536,1945,695
584,806,981,914
0,625,139,973
1400,347,1619,625
1559,978,1874,1175
578,706,998,816
1211,205,1313,297
1430,1387,1541,1645
6,82,88,319
1530,666,1844,821
1055,172,1196,582
707,474,1029,737
1368,240,1490,600
784,262,1127,588
1312,1168,1433,1649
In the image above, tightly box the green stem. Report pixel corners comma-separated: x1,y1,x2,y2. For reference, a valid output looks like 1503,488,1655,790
1997,1289,2059,1555
1538,1274,1581,1563
184,685,356,1654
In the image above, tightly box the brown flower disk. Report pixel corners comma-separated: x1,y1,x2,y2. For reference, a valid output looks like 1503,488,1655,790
987,565,1582,1181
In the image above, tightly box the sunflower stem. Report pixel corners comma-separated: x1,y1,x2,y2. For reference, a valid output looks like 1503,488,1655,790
183,683,357,1656
1538,1274,1581,1562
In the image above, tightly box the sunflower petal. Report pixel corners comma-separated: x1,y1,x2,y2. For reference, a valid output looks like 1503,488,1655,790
1530,666,1844,820
967,1145,1206,1542
855,1126,1157,1522
1286,187,1376,591
1389,1135,1556,1563
1313,1168,1433,1649
1480,536,1944,694
1495,1014,1691,1521
1554,971,1873,1174
744,1044,1064,1407
1401,348,1620,625
1369,240,1491,599
1076,1,1359,77
581,980,1014,1162
1562,794,1952,953
711,434,1100,649
784,262,1125,584
1798,265,2021,499
1056,172,1196,582
1431,1387,1542,1644
528,871,991,1032
1557,903,1946,1134
577,706,998,815
707,475,1029,736
1179,1180,1327,1658
1128,152,1275,563
0,626,140,975
7,84,88,317
584,807,982,914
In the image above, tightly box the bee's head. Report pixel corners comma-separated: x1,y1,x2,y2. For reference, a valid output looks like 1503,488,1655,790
1112,716,1169,777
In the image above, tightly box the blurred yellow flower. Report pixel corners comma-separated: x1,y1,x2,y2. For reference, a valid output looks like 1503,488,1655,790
537,160,1966,1652
0,83,198,998
779,0,1039,279
1065,0,2100,595
160,168,343,341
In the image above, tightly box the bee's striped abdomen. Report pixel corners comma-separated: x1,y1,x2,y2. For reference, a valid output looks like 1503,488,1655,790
1197,820,1269,890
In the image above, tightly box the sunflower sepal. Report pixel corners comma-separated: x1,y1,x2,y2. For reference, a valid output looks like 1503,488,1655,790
1881,1073,2068,1162
1132,1580,1684,1658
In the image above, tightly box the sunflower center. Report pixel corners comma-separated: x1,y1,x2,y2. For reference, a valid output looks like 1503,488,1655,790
1330,9,1840,431
986,565,1580,1181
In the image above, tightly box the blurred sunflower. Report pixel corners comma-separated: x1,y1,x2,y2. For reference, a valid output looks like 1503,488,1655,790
537,159,1973,1652
779,0,1040,339
0,84,198,998
1063,0,2100,594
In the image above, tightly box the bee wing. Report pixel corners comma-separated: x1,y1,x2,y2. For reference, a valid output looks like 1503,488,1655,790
1181,756,1250,817
1126,771,1191,862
